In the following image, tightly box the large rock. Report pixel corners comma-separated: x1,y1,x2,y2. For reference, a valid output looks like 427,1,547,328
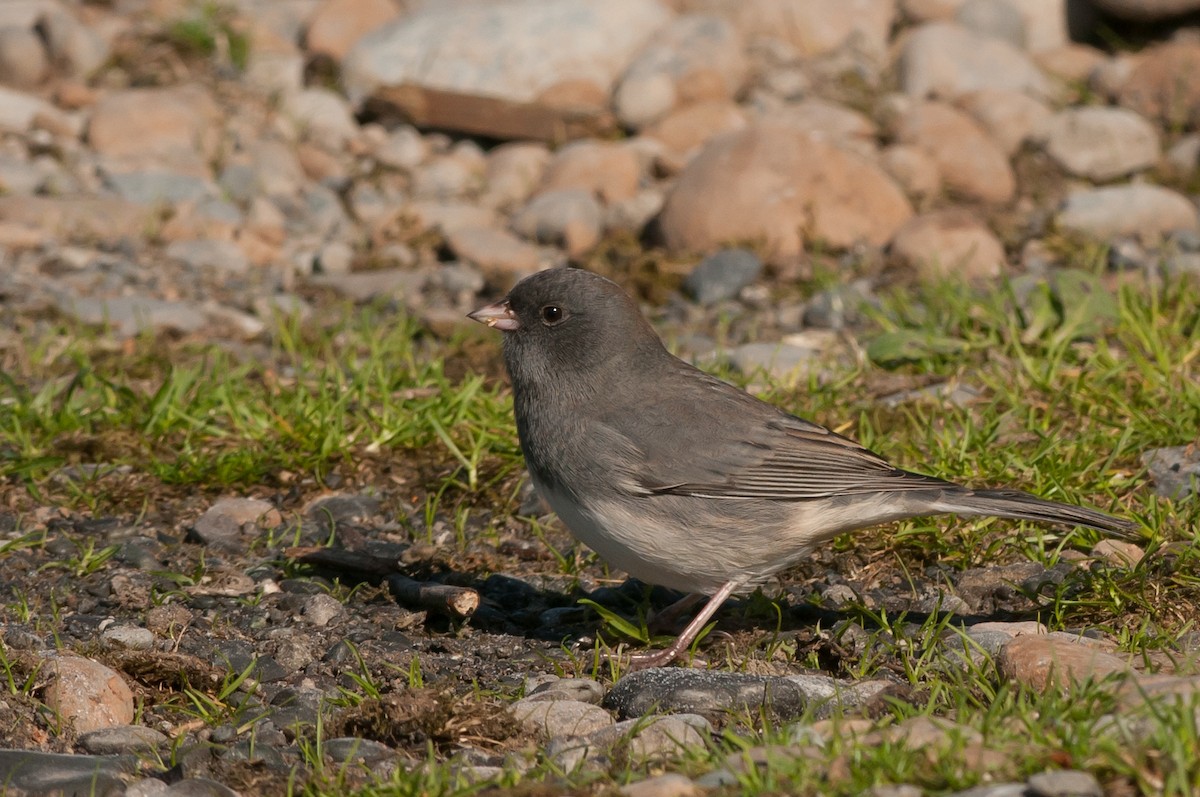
1036,106,1160,181
342,0,672,105
657,123,912,262
1117,40,1200,130
897,21,1050,99
87,86,221,176
538,140,643,203
892,100,1015,203
613,14,747,129
304,0,402,61
890,209,1004,279
1057,184,1200,241
958,88,1052,156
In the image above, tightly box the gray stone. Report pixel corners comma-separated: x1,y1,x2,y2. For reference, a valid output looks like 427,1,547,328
322,737,396,764
804,281,875,329
0,749,135,791
1057,185,1199,242
604,668,854,720
1141,446,1200,499
683,248,763,305
1038,107,1160,181
302,593,345,627
1027,769,1102,797
61,296,209,337
342,0,671,105
165,778,242,796
165,239,250,275
510,188,603,255
729,342,818,382
956,0,1025,46
898,22,1049,99
100,624,156,651
526,677,606,705
78,725,168,754
105,171,216,205
316,240,355,275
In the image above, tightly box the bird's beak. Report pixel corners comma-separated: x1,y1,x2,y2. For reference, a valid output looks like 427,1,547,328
467,300,520,331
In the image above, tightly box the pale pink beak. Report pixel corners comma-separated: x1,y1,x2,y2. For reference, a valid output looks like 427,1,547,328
467,300,520,331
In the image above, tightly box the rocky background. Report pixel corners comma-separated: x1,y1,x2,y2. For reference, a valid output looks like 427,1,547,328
1,0,1199,795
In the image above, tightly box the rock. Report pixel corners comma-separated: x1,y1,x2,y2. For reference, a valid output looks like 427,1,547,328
539,140,642,204
372,124,427,171
88,86,220,175
898,22,1050,99
285,88,359,148
1007,0,1074,52
509,697,614,738
892,100,1015,204
411,155,482,200
606,188,667,234
955,0,1025,47
1026,770,1102,797
614,14,747,129
878,144,941,200
342,0,672,104
1141,445,1200,499
1035,44,1107,84
0,750,134,793
0,85,59,132
603,667,884,721
1036,107,1160,181
621,773,704,797
729,342,819,382
166,239,251,275
683,248,764,304
760,99,878,156
100,624,156,651
1091,539,1144,567
511,188,603,257
890,209,1004,279
36,7,109,78
304,0,401,61
78,725,168,754
642,100,749,167
190,497,280,551
483,142,552,209
998,634,1133,691
43,656,135,733
658,123,912,263
525,678,606,704
60,296,209,337
1118,40,1200,129
1057,184,1199,242
1089,0,1200,20
1165,134,1200,176
402,200,497,236
958,88,1052,156
804,280,876,329
721,0,896,61
303,593,346,626
0,26,48,87
624,714,711,760
447,226,543,288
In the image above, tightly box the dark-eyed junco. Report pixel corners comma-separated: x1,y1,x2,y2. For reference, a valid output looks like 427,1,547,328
469,268,1136,669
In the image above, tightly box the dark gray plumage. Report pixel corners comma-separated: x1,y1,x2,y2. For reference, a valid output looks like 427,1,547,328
469,268,1136,668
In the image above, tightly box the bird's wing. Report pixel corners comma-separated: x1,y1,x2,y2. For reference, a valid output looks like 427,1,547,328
599,364,954,501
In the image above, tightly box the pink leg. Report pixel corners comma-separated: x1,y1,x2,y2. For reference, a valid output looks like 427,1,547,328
624,580,740,670
647,592,705,634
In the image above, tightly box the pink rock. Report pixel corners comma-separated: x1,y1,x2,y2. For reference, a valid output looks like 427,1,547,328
658,123,913,263
87,85,221,175
305,0,401,61
999,634,1134,692
889,209,1004,279
1118,39,1200,129
892,100,1015,204
957,88,1052,156
642,100,748,167
538,140,643,204
43,656,135,733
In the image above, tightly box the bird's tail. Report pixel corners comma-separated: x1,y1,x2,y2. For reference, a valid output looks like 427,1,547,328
929,488,1137,539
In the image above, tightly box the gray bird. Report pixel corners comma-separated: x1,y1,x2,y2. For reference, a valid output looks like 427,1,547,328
469,268,1136,669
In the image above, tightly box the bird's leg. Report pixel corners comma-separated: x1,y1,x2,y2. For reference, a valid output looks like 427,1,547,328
646,592,705,634
623,580,740,671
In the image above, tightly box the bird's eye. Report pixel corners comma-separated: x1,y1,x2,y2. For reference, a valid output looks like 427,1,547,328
540,305,564,325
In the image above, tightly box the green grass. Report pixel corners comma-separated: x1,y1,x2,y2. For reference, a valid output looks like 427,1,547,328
0,272,1198,793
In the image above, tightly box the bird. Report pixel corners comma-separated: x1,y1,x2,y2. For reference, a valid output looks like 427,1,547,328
468,267,1136,669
